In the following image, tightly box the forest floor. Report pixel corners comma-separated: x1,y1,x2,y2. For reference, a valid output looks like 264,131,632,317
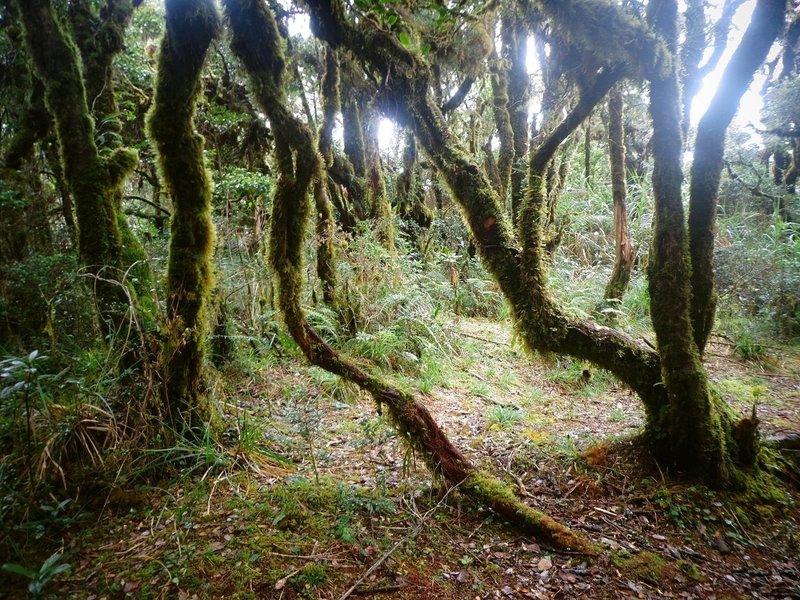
4,317,800,599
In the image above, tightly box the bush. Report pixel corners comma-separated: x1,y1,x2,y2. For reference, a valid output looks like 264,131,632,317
0,253,98,352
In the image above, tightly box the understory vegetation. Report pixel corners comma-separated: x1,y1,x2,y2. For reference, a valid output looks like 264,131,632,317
1,0,799,597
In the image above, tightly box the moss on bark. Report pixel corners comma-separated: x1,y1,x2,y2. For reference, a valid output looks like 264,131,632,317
602,84,633,305
645,0,769,484
688,0,785,354
226,0,592,551
147,0,220,435
490,49,514,205
504,9,530,224
15,0,142,340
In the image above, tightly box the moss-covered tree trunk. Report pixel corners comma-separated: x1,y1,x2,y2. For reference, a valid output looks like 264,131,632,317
602,84,633,304
222,0,593,552
688,0,785,354
504,8,530,225
309,0,784,487
16,0,140,340
490,48,514,206
147,0,220,435
645,0,770,482
396,130,433,232
69,0,155,319
307,0,667,415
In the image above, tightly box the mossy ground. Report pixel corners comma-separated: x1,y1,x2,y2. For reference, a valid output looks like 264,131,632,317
2,317,798,598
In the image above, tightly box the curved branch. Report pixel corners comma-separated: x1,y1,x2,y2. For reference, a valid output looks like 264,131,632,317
305,0,667,416
227,0,593,553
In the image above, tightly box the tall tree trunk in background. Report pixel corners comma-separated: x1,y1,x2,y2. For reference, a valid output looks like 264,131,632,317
490,48,514,207
583,123,591,185
602,84,633,305
504,7,530,225
316,45,340,305
364,108,396,253
16,0,141,343
147,0,220,435
688,0,786,354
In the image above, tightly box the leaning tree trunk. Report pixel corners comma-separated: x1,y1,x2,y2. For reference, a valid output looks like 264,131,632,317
147,0,220,435
688,0,785,354
223,0,594,553
16,0,140,341
602,84,634,305
306,0,668,415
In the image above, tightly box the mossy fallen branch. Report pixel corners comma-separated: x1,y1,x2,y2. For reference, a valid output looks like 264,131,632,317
223,0,594,553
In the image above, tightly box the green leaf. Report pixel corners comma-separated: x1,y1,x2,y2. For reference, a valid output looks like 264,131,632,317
2,563,37,579
386,12,397,25
398,31,411,46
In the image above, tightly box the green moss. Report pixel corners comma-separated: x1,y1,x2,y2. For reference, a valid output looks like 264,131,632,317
463,472,597,553
147,0,220,435
677,559,704,581
611,551,674,583
16,0,153,342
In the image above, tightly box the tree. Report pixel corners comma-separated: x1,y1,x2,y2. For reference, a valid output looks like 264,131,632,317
147,0,220,434
302,0,787,486
601,83,634,307
15,0,153,346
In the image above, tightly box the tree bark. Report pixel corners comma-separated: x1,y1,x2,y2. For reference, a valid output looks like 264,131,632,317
16,0,140,340
645,0,766,483
147,0,220,435
305,0,667,418
602,84,634,305
224,0,594,553
504,8,530,225
688,0,786,354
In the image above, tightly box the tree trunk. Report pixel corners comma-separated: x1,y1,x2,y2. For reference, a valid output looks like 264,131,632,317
602,84,634,305
645,0,770,483
16,0,140,340
364,109,396,253
504,8,530,226
147,0,220,435
490,49,514,206
224,0,594,552
306,0,784,487
688,0,787,354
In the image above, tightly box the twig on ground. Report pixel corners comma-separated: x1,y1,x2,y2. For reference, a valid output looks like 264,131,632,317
338,487,457,600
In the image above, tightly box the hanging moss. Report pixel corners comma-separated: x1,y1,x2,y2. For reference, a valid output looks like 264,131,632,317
147,0,220,436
